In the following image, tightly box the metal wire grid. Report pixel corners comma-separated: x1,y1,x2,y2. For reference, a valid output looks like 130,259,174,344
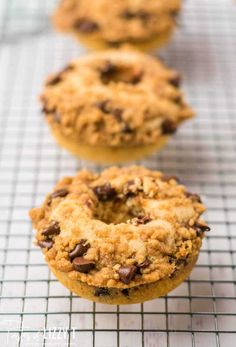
0,0,236,346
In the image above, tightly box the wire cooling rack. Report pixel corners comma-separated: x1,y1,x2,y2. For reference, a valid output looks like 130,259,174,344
0,0,236,346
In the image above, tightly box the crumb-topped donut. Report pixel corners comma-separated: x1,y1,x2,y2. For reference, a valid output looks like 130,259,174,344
52,0,181,51
41,49,194,163
29,166,210,304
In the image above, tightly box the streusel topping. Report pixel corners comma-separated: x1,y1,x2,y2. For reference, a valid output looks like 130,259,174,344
41,49,194,147
30,166,209,288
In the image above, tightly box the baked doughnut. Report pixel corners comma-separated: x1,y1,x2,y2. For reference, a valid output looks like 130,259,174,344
52,0,181,51
29,166,209,305
41,49,194,164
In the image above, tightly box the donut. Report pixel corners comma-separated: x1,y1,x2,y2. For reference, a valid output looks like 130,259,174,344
52,0,181,51
29,166,210,305
41,49,194,164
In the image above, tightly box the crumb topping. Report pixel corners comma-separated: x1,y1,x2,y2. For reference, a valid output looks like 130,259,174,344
53,0,181,44
41,49,194,147
29,166,209,288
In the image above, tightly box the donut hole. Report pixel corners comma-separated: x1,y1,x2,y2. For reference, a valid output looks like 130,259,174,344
93,200,144,225
100,61,143,85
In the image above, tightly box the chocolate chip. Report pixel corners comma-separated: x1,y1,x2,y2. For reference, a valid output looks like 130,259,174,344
94,100,110,114
162,175,180,183
46,74,62,87
173,95,182,104
118,265,137,284
194,222,211,234
46,65,74,87
100,61,118,84
42,105,60,124
51,189,69,199
162,119,177,135
169,257,188,271
131,70,143,85
185,192,202,203
73,257,95,273
168,256,176,264
100,61,117,75
93,183,117,201
138,259,151,268
169,73,181,87
171,10,179,18
121,288,129,296
38,239,53,249
122,10,149,21
69,240,90,259
74,18,99,33
100,61,142,86
94,100,124,123
123,180,137,198
94,287,110,297
122,10,136,19
106,40,124,47
176,258,188,267
136,11,150,21
122,123,133,134
41,221,60,237
112,108,123,122
42,105,56,114
171,10,180,26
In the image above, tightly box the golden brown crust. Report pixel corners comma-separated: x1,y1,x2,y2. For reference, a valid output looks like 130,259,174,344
41,49,194,147
53,0,181,47
49,256,197,304
72,27,174,52
29,166,209,289
50,125,169,164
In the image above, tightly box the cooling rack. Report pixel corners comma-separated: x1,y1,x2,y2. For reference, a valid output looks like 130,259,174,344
0,0,236,346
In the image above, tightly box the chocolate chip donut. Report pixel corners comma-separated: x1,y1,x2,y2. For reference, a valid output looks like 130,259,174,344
41,49,194,164
52,0,181,51
29,166,209,305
